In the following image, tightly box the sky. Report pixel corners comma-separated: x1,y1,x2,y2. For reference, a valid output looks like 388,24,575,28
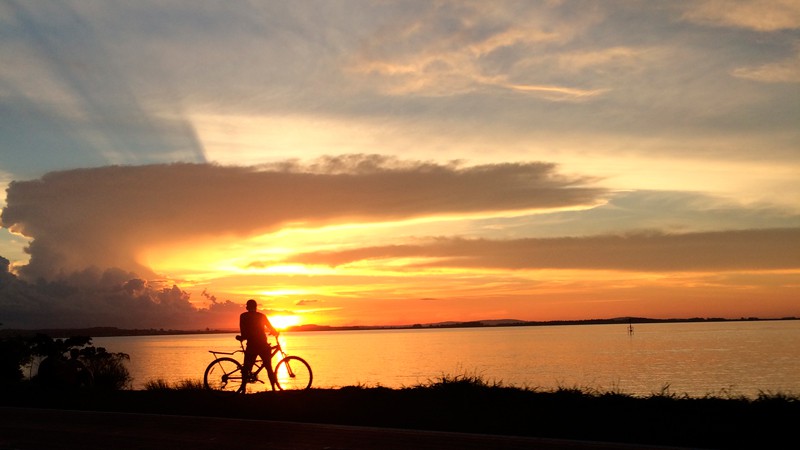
1,0,799,330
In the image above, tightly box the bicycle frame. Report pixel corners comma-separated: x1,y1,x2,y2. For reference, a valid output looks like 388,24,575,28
205,335,312,392
207,337,284,388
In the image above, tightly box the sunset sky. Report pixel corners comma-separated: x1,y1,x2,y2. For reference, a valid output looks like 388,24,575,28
1,1,799,330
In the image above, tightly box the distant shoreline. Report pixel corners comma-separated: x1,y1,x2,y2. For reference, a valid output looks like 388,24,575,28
2,315,797,338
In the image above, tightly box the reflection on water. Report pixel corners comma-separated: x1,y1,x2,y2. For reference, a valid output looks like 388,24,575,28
94,320,800,397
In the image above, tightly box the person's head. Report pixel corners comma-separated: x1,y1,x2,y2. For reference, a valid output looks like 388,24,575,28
246,299,258,311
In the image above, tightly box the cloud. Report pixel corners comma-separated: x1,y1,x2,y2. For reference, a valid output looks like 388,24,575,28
287,228,800,272
0,256,242,329
0,157,605,281
3,0,798,174
681,0,800,31
347,1,607,99
500,83,607,101
492,190,800,239
732,47,800,83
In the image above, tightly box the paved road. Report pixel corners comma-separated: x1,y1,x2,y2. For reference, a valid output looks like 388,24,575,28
0,407,689,450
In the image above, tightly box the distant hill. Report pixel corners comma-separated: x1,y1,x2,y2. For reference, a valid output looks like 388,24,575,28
3,316,796,338
286,316,797,333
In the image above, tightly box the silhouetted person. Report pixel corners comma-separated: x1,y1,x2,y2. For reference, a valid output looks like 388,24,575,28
239,299,280,386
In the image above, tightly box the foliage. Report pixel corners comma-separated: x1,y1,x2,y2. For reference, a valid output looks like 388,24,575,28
0,335,32,383
29,334,93,358
0,334,131,390
78,345,132,390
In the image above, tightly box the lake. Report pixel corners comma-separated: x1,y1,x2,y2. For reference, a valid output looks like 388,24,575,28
93,320,800,397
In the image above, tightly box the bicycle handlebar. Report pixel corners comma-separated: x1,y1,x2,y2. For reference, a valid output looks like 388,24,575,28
234,334,282,350
208,333,281,357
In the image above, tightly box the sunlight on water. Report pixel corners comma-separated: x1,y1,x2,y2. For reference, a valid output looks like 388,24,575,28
94,321,800,397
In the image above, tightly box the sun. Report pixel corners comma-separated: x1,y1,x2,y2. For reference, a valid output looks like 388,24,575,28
269,315,302,330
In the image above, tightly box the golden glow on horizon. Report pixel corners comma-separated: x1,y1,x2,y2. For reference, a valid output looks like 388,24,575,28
268,314,301,330
139,211,546,285
248,264,335,276
135,209,800,328
257,288,310,297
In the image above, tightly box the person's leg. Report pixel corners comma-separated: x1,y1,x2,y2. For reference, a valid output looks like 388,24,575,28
242,346,256,381
261,346,276,388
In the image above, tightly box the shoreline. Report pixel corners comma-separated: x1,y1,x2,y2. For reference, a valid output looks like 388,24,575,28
3,316,797,338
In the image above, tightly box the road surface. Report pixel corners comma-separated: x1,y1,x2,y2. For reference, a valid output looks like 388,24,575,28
0,407,691,450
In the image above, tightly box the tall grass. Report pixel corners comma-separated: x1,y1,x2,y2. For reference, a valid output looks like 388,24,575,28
143,378,204,391
411,371,800,402
422,371,504,389
139,370,799,404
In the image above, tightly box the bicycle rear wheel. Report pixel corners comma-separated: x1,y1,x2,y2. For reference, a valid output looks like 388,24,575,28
274,356,312,390
204,357,244,393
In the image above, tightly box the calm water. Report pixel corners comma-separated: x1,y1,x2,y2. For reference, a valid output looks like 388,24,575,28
93,320,800,397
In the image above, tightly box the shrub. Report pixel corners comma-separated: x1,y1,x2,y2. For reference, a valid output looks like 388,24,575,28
0,335,32,383
0,334,133,391
80,346,132,390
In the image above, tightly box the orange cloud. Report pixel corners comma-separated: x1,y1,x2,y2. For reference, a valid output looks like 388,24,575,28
286,229,800,272
1,158,605,281
681,0,800,31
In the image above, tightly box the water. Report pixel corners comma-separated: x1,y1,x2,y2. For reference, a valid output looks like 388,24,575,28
93,320,800,397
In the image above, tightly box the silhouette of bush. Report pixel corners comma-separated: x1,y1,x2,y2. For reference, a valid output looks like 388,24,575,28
78,345,132,390
0,334,132,390
0,335,32,383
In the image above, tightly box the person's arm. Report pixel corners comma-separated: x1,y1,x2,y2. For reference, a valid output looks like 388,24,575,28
264,316,280,337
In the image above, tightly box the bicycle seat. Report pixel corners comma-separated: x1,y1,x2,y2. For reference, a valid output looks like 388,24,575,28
235,335,244,342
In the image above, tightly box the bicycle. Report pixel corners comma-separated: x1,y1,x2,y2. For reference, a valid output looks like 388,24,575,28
204,335,312,393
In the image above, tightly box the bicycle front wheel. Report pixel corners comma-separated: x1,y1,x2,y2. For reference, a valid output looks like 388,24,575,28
274,356,312,390
204,357,244,393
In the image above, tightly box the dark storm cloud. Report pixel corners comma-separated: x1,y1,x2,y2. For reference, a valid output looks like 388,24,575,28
0,157,605,281
286,228,800,272
0,256,241,330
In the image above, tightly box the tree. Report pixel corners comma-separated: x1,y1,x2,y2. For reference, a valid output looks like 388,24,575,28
77,345,132,390
0,334,131,390
0,335,32,383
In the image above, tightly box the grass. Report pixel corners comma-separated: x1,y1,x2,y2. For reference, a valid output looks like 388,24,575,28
143,371,800,402
4,373,798,449
143,378,204,391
